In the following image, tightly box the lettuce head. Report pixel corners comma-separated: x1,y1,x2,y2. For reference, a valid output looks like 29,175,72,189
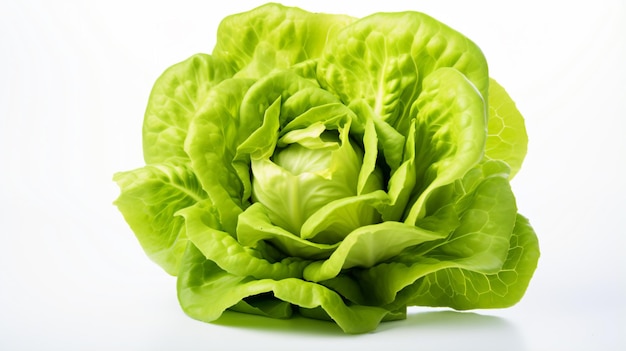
113,3,539,334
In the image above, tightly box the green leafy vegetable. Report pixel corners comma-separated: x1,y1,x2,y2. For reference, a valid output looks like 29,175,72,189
114,2,539,334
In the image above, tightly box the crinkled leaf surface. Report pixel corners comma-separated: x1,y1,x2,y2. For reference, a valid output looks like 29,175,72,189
485,78,528,179
177,241,401,334
178,200,310,281
317,11,488,134
142,54,234,164
408,214,540,309
213,3,354,78
113,160,206,275
404,67,487,223
184,78,254,233
354,161,518,305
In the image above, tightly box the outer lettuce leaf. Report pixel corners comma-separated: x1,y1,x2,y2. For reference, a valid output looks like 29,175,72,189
113,160,206,275
177,243,291,321
317,11,488,134
354,161,517,305
177,242,401,334
184,78,254,234
485,78,528,179
142,54,234,164
213,3,354,79
178,200,310,280
408,214,540,309
404,67,487,223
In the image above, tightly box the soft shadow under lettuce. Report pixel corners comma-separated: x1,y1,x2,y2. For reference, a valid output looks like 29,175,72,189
213,309,347,336
213,308,525,350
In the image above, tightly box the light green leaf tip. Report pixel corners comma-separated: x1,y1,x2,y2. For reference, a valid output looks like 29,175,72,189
485,78,529,179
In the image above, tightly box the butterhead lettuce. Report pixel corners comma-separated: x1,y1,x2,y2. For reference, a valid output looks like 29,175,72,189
114,3,539,334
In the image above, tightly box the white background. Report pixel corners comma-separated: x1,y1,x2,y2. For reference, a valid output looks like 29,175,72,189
1,0,624,350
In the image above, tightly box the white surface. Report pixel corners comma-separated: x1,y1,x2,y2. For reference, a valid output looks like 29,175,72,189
1,0,624,350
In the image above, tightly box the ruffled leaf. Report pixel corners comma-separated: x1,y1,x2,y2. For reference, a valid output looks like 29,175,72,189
177,243,400,334
113,160,206,275
143,54,234,163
